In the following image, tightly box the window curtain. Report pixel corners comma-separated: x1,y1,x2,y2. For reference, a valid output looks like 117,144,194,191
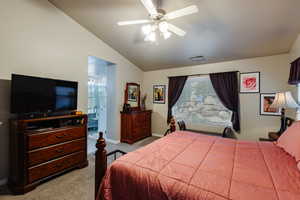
209,72,240,132
167,76,188,123
288,57,300,85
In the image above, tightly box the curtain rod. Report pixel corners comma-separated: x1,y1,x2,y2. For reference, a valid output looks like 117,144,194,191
167,71,240,78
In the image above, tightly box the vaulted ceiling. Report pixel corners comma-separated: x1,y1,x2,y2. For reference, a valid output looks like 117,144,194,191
49,0,300,71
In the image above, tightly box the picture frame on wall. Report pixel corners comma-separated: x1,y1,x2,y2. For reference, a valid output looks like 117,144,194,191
153,85,166,104
260,93,281,116
240,72,260,93
127,84,139,102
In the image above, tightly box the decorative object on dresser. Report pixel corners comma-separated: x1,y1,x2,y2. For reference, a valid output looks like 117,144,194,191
120,110,152,144
153,85,166,104
122,103,131,113
8,114,88,194
260,93,281,116
270,91,299,135
239,72,260,93
141,94,147,110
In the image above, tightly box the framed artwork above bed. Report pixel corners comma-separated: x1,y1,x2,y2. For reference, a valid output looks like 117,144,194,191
240,72,260,93
260,93,281,116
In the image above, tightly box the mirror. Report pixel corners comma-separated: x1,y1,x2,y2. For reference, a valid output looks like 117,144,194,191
124,83,140,111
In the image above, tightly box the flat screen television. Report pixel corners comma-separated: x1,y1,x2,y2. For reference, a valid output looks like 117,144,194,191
11,74,78,114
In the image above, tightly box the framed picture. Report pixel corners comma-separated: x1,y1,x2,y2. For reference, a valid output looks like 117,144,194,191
127,84,139,102
260,93,281,116
153,85,166,104
240,72,260,93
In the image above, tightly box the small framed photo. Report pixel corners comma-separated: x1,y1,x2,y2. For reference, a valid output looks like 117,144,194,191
153,85,166,104
127,84,138,102
240,72,260,93
260,93,281,116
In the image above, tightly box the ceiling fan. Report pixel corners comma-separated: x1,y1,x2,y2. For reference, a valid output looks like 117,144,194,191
117,0,199,42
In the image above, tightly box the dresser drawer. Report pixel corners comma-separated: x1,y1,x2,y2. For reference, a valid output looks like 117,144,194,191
131,113,146,128
28,151,85,184
27,139,85,167
27,126,85,150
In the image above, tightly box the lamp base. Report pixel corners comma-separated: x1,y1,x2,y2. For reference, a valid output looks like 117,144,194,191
277,108,286,136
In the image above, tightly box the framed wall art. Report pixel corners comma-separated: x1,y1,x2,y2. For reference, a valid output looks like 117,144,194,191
260,93,281,116
240,72,260,93
127,84,139,102
153,85,166,104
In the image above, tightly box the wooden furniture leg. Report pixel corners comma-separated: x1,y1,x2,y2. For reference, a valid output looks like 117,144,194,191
164,117,176,136
170,117,176,133
95,132,107,200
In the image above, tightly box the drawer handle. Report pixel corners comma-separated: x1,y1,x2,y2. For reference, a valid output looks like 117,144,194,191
56,149,64,153
56,135,65,139
55,161,67,168
55,163,64,168
56,133,68,139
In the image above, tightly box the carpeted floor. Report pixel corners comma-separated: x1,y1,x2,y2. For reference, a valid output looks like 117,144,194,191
0,136,159,200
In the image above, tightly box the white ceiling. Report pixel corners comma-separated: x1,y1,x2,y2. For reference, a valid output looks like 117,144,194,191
49,0,300,71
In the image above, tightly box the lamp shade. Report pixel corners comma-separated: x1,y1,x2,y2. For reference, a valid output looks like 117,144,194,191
270,91,299,109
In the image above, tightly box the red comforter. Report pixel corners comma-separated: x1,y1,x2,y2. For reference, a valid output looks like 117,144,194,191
98,131,300,200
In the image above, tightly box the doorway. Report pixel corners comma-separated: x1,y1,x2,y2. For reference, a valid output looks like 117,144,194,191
87,56,116,153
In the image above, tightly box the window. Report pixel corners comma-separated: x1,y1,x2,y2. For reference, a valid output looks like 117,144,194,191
172,76,232,126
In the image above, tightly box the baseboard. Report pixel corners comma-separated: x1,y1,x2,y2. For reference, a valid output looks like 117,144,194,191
105,138,120,144
152,133,163,138
0,178,7,186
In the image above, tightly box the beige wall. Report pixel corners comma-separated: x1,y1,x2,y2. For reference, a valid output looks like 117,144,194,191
143,54,294,140
0,0,143,181
0,0,143,140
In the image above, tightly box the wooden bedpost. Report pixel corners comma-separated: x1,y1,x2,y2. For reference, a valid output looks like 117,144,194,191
170,117,176,133
95,132,107,200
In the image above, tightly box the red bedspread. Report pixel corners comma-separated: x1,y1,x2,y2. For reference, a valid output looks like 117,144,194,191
98,131,300,200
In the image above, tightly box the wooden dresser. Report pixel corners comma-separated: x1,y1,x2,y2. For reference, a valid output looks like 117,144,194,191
121,110,152,144
9,114,88,194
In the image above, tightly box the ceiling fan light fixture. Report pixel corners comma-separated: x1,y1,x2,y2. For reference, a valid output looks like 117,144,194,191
163,31,172,39
145,31,156,42
142,24,152,35
118,0,199,43
159,21,169,33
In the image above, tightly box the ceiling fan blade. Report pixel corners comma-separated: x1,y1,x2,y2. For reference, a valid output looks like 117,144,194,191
140,0,158,16
117,19,151,26
165,5,199,20
167,23,186,36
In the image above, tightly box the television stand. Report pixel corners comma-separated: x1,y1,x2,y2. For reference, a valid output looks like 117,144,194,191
8,114,88,195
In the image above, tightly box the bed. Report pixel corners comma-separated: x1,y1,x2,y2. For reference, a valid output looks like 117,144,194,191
94,131,300,200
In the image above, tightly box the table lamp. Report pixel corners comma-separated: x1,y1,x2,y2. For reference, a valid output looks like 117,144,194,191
270,91,299,135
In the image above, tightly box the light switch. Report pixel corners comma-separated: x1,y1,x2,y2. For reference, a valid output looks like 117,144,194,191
0,121,3,126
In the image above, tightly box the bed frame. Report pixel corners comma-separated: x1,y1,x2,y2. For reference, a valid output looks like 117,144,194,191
94,117,295,199
94,120,176,199
95,132,107,200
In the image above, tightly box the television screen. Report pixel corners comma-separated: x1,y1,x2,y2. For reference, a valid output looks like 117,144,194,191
11,74,78,114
